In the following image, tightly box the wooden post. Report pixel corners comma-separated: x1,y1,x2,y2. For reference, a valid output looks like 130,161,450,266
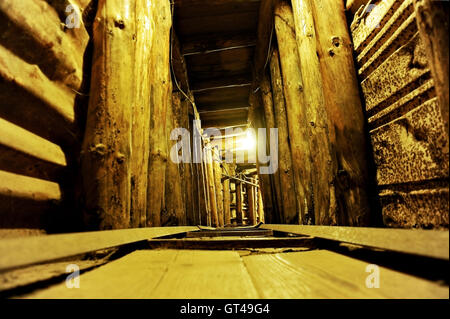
146,0,172,227
274,1,313,224
269,49,298,224
205,144,218,227
198,161,209,226
164,92,186,226
414,0,449,136
260,74,283,223
223,169,231,226
291,0,338,225
310,0,371,225
257,184,265,223
213,149,224,227
246,182,256,225
130,0,154,228
236,181,243,225
81,0,135,229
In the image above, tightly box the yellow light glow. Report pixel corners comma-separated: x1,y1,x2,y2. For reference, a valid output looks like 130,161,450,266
240,129,256,151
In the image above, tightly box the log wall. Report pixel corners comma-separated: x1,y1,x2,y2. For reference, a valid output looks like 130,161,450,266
349,0,449,228
0,0,95,232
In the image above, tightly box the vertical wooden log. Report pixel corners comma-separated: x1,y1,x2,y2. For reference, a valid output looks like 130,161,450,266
260,74,283,223
274,1,313,224
223,174,231,226
246,182,256,225
311,0,371,225
292,0,338,225
236,181,243,225
249,91,276,223
269,49,298,224
213,150,224,227
205,144,218,227
146,0,172,226
198,161,209,226
183,108,195,225
164,92,186,226
414,0,449,136
81,0,135,230
257,184,265,223
130,0,153,228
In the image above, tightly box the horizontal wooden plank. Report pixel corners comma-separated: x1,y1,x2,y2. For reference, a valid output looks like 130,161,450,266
147,237,316,249
0,0,88,90
182,33,256,56
0,44,77,144
25,250,259,299
357,0,415,76
361,33,430,114
0,227,197,272
191,74,252,92
175,0,260,20
370,97,449,185
358,8,418,79
261,224,449,260
0,118,67,179
0,170,61,203
243,250,448,298
186,229,273,237
351,0,399,53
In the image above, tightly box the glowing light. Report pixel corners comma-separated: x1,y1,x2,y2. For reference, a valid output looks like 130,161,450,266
240,129,256,151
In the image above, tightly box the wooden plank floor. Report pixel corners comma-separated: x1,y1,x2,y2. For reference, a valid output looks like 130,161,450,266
23,249,448,299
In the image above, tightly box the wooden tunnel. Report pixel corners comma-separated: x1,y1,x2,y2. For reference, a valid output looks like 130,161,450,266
0,0,448,299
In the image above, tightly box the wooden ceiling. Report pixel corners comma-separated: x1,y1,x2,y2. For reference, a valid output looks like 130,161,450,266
173,0,262,129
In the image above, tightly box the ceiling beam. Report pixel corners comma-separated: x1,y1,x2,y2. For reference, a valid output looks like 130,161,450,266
202,117,248,129
182,33,256,56
192,74,252,92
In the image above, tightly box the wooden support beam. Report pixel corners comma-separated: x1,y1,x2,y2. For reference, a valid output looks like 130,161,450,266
130,0,154,228
81,0,135,230
191,75,252,93
414,0,449,136
206,146,219,227
310,0,371,225
182,33,256,56
257,186,264,223
223,171,231,225
236,181,243,224
274,1,313,224
0,227,197,272
292,0,337,225
260,74,283,223
213,155,225,227
261,225,449,260
253,0,275,81
246,182,257,225
164,93,186,226
269,49,298,224
146,0,173,227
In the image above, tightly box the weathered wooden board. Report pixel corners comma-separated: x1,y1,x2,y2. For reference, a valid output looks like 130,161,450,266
261,224,449,260
243,250,448,298
0,0,88,90
25,250,259,299
0,227,197,272
0,118,67,180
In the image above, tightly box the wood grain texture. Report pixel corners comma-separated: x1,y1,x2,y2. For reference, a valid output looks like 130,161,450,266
261,224,449,260
0,227,197,272
243,250,448,298
25,250,259,299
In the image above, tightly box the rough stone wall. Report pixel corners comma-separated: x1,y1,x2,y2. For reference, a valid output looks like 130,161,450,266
350,0,449,228
0,0,95,232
